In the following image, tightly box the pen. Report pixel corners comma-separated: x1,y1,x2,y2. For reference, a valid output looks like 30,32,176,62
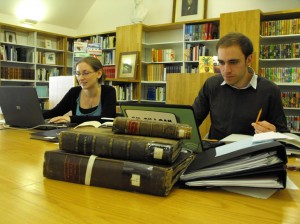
256,108,262,123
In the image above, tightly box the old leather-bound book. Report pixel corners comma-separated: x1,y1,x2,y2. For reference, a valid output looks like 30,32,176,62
43,149,194,196
112,117,192,139
59,128,182,165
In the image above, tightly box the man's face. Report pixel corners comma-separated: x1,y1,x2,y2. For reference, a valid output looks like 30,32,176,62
217,45,252,88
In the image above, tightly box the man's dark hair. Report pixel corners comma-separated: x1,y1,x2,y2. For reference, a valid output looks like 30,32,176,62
216,32,253,59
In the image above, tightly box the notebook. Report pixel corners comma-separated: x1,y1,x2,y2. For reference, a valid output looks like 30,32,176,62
0,86,68,129
120,102,204,152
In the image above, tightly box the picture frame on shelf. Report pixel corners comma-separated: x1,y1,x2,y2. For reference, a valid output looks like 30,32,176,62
45,39,52,49
45,52,56,65
172,0,207,23
118,51,139,79
4,31,17,44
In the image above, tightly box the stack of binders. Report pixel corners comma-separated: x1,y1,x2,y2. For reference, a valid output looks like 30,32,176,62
180,139,288,189
43,117,195,196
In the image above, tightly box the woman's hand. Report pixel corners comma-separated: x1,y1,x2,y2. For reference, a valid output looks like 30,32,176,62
251,120,276,134
48,116,70,124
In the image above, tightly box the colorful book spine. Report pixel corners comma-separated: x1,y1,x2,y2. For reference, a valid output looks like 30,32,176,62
43,150,194,196
112,117,192,139
59,129,182,164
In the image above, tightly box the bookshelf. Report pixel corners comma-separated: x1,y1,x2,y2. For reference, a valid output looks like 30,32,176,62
139,19,220,103
260,10,300,133
0,23,72,102
72,32,116,77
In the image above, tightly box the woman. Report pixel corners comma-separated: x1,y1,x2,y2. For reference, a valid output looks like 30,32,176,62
43,56,116,124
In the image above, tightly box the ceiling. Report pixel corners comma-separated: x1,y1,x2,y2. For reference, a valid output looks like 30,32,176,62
0,0,96,29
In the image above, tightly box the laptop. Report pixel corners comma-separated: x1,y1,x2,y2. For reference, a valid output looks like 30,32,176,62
120,102,204,153
0,86,68,129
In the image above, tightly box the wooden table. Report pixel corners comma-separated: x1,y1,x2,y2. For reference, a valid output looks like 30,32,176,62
0,128,299,224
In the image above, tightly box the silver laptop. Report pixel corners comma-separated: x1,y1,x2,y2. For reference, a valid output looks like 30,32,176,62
0,86,67,129
120,102,204,152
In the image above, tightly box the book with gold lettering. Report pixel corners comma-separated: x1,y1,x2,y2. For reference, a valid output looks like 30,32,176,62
43,149,194,196
59,128,182,165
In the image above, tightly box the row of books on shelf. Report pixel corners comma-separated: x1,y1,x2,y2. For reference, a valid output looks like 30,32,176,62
151,48,175,62
36,51,57,65
36,85,49,98
101,50,115,65
0,45,29,62
261,18,300,36
260,43,300,59
184,22,219,41
0,67,35,80
113,84,133,101
37,68,59,81
74,34,116,50
281,91,300,108
146,86,165,102
260,67,300,83
103,65,115,79
184,44,209,62
287,116,300,132
146,64,166,81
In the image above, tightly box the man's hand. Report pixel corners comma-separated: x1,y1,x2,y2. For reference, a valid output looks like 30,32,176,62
251,120,276,134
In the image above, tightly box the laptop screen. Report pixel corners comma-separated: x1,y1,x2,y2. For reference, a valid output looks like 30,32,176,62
0,86,46,128
120,102,203,152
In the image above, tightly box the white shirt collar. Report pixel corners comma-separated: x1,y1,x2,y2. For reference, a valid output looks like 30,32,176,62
221,67,257,89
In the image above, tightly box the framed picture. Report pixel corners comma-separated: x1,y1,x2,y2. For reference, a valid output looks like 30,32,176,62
172,0,207,23
45,52,56,65
118,51,139,79
4,31,17,44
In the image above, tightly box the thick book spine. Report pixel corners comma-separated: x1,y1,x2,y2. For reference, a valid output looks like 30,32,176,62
43,150,194,196
59,130,182,164
112,117,192,139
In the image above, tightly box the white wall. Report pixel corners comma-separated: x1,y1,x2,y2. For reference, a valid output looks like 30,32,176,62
1,0,300,36
76,0,300,36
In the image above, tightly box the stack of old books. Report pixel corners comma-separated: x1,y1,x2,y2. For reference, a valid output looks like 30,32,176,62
43,117,195,196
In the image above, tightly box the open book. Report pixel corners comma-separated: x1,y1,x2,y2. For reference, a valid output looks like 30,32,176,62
74,119,114,129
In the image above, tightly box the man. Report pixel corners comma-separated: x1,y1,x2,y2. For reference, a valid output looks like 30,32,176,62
182,0,198,16
192,32,288,140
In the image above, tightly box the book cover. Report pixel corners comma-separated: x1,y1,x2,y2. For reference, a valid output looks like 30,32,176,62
59,128,182,164
180,141,287,189
112,117,192,140
43,149,194,196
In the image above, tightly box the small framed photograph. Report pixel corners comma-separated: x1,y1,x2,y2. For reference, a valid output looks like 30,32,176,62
45,52,56,65
45,39,52,49
118,51,139,79
4,31,17,44
172,0,207,23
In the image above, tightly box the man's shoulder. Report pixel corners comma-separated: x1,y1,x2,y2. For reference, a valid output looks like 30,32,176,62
257,75,278,87
257,75,280,92
206,74,223,83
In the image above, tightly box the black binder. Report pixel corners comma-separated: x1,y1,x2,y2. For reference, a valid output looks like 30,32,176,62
180,141,287,189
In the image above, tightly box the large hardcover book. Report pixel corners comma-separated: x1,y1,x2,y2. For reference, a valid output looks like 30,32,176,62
59,128,182,164
43,149,194,196
112,117,192,140
180,141,287,189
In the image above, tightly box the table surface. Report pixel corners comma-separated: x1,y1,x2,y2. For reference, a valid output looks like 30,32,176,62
0,128,299,224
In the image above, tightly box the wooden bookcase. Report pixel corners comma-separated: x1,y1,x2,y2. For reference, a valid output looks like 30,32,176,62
0,23,72,101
